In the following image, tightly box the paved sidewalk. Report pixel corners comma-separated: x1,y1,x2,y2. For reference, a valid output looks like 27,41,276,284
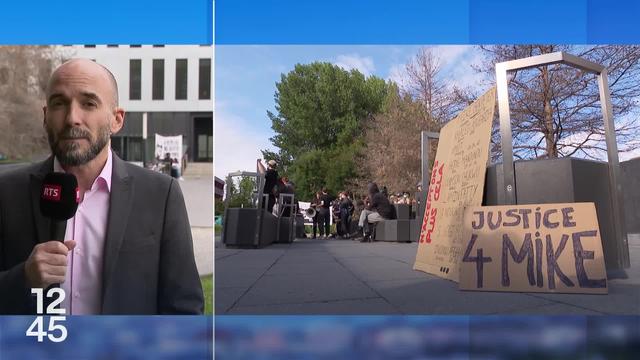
215,234,640,315
193,227,213,275
178,176,213,275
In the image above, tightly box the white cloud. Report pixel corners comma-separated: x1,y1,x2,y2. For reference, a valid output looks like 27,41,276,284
214,109,276,179
555,130,640,162
334,54,375,76
434,46,487,91
386,63,407,87
384,46,487,94
432,45,470,64
619,138,640,161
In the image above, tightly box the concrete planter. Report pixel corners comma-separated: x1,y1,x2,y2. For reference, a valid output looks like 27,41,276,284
222,208,276,248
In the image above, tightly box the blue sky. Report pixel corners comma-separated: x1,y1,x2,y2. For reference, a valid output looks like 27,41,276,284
214,45,487,178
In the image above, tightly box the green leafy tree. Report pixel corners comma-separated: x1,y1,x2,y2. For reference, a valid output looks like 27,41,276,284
263,62,388,200
226,176,257,208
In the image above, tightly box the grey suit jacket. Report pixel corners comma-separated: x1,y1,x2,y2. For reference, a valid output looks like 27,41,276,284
0,154,204,314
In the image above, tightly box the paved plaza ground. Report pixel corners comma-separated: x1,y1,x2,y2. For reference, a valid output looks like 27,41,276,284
178,169,213,276
215,233,640,315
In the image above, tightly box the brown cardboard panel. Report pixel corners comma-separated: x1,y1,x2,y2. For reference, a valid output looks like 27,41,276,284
459,203,607,294
414,87,496,282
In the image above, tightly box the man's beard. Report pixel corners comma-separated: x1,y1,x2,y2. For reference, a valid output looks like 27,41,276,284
47,125,110,167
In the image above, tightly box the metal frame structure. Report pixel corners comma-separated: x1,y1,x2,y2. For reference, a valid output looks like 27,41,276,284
421,131,441,192
276,193,297,243
222,170,266,247
496,51,629,268
418,131,440,224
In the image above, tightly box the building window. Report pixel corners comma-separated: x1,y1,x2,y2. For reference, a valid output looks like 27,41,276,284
129,59,141,100
152,59,165,100
153,45,165,47
112,136,143,162
130,45,142,48
84,45,96,48
175,59,188,100
107,44,119,48
198,58,211,100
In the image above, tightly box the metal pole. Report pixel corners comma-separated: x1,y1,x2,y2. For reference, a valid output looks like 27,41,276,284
421,131,429,193
496,64,517,205
598,70,630,268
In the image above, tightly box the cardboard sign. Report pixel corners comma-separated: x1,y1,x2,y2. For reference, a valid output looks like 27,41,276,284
459,203,607,294
413,87,496,281
155,134,183,167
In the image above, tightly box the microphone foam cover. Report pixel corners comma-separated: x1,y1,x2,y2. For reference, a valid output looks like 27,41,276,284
40,172,79,221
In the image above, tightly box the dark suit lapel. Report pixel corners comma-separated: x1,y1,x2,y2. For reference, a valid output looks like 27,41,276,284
29,157,55,244
102,154,134,306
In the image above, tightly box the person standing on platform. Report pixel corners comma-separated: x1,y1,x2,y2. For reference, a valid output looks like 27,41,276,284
257,159,279,213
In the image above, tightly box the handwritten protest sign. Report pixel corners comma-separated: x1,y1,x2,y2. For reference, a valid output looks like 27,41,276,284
155,134,183,166
413,87,496,282
459,203,607,294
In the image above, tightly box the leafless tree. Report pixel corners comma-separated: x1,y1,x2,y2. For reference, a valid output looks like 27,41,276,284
356,48,465,195
354,84,426,195
0,46,60,160
476,45,640,161
403,47,469,127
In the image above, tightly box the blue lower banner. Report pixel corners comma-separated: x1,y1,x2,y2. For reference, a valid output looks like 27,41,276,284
215,315,639,359
0,313,637,357
0,316,212,359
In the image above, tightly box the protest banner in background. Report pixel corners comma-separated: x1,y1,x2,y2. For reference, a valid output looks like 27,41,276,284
413,87,496,282
155,134,183,167
459,203,607,294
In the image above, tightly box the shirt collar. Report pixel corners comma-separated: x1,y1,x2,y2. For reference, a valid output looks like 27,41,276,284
53,149,113,193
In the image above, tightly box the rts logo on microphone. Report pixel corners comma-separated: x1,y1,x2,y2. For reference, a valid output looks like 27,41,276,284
42,184,62,201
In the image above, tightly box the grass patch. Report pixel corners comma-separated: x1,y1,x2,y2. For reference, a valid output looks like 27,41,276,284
201,275,213,315
0,159,24,164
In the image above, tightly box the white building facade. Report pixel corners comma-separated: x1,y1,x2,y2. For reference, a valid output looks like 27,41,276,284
63,45,213,163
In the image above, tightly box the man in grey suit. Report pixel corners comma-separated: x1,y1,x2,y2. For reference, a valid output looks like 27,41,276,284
0,59,204,314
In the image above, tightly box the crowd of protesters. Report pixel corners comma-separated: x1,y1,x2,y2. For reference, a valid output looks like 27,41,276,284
256,158,424,243
307,181,423,242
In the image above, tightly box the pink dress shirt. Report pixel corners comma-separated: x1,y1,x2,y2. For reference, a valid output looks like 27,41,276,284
58,150,112,315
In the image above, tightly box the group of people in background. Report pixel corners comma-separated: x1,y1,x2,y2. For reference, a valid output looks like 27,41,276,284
257,158,421,243
308,181,411,242
308,189,358,239
148,152,185,180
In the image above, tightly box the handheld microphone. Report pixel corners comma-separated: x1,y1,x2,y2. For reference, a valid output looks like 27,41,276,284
40,172,79,241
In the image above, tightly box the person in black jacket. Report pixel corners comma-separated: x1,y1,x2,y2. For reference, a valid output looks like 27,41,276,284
338,192,354,239
355,182,396,241
0,59,203,314
310,191,321,238
257,159,279,213
317,188,333,238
